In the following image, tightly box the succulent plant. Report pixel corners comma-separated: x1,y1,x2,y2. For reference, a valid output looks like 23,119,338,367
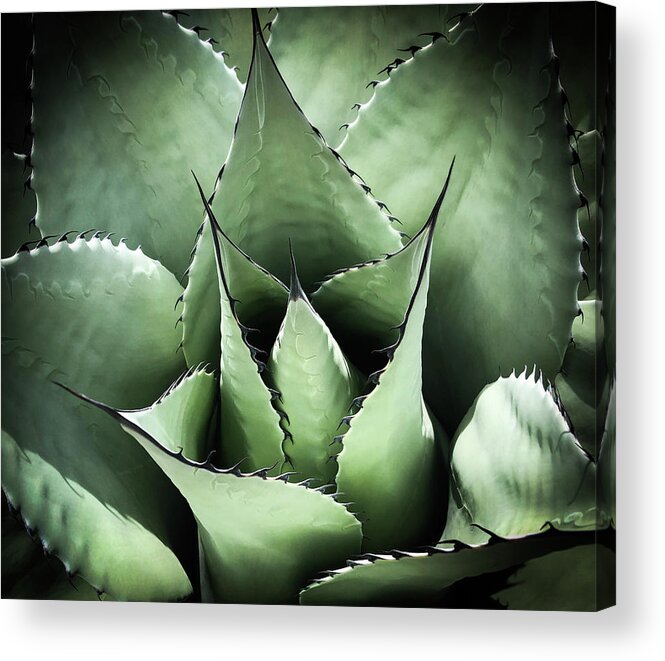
1,4,615,609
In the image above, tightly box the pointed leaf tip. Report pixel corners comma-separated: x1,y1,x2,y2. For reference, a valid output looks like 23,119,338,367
288,241,306,302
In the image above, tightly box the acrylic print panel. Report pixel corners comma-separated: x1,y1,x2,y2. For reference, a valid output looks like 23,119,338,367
1,3,615,609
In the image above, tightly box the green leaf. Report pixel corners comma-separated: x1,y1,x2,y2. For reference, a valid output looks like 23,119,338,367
1,150,38,258
31,11,242,277
181,182,288,370
443,371,601,545
208,11,402,291
1,238,194,601
2,349,193,602
300,529,613,611
2,236,185,407
2,494,100,601
555,300,609,456
335,184,449,552
202,191,285,474
269,5,476,145
122,367,217,463
266,249,364,487
172,7,274,83
311,159,455,355
340,5,582,430
69,386,363,604
598,386,616,525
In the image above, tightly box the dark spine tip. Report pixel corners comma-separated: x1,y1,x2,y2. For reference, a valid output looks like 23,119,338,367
287,240,306,302
251,8,262,36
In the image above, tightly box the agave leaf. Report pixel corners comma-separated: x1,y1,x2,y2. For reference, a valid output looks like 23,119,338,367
122,367,217,463
311,160,454,354
1,238,195,600
341,5,582,430
598,386,616,525
443,371,600,545
2,236,185,405
201,192,285,474
300,529,613,611
2,494,101,601
173,7,274,82
335,185,448,552
207,10,402,291
269,5,476,145
1,150,38,258
267,249,364,487
68,385,363,605
31,11,242,277
2,349,193,602
555,300,608,456
181,179,288,369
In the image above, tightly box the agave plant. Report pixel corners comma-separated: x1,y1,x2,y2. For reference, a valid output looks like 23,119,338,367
1,4,615,609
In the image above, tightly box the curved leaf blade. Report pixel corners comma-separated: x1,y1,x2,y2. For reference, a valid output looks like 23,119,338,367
443,371,601,545
267,250,363,487
341,5,583,430
181,205,288,370
203,195,285,474
335,185,449,552
69,386,363,605
1,238,194,601
300,529,613,611
269,5,476,146
31,11,242,277
208,10,402,291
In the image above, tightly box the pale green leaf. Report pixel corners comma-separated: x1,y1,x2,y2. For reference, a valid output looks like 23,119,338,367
31,11,242,277
69,386,363,605
2,349,193,602
2,236,185,406
181,183,288,370
443,371,601,545
311,159,454,355
269,5,477,145
267,251,363,487
208,11,402,291
123,367,217,463
341,5,582,430
1,238,194,600
203,194,285,474
335,191,447,552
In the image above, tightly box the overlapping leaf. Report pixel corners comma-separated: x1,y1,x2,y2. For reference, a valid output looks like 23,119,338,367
267,251,363,487
205,10,402,290
199,189,286,474
1,238,194,601
301,529,614,611
70,379,363,604
269,4,476,145
30,11,242,277
443,371,599,546
335,185,449,553
341,5,582,430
